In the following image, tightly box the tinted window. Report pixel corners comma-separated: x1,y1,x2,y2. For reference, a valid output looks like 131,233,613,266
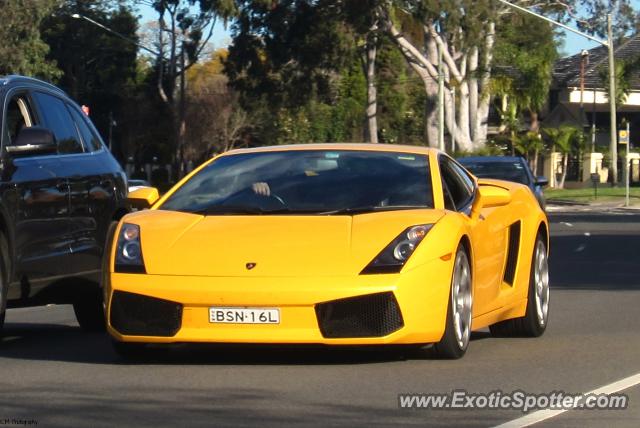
68,105,102,152
459,159,530,185
32,91,83,154
161,150,433,214
4,94,35,145
440,156,474,211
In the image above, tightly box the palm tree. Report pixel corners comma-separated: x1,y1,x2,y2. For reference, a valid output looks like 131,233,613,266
542,125,581,189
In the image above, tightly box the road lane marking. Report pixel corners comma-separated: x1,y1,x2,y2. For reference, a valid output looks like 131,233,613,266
493,372,640,428
561,222,573,227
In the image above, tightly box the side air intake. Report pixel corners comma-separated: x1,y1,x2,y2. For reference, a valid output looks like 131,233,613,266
503,221,521,285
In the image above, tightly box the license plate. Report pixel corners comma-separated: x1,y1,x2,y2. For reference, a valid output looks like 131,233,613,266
209,307,280,324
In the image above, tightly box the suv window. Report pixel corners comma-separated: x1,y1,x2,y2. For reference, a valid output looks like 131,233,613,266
68,105,102,152
32,91,83,154
4,94,35,145
439,156,475,211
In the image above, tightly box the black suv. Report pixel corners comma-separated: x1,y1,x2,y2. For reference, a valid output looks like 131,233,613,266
0,75,128,332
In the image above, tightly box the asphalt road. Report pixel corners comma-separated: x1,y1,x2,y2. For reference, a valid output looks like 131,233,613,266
1,210,640,427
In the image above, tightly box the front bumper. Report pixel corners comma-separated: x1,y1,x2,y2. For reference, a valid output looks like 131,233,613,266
106,257,453,345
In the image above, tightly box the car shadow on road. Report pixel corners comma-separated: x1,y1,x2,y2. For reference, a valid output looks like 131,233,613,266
550,234,640,291
0,382,504,428
0,322,494,366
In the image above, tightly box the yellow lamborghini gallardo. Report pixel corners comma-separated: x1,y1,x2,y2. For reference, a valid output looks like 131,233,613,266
105,144,549,359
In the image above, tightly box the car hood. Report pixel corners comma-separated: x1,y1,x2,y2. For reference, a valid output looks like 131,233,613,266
123,209,446,277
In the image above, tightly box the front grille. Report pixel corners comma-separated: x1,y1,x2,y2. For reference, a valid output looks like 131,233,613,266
315,292,404,338
110,291,182,337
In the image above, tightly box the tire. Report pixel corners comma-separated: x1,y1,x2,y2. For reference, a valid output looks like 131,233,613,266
0,233,9,336
73,285,106,332
433,245,473,359
73,220,119,332
490,235,549,337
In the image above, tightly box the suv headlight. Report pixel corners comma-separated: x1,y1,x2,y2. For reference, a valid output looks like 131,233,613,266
361,224,433,274
114,223,146,273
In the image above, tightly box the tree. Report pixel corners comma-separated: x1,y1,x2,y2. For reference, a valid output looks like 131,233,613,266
377,0,637,151
225,1,371,144
493,13,558,133
380,1,496,151
542,125,581,188
137,0,237,174
514,131,544,173
341,1,386,143
226,1,400,144
185,49,250,159
598,54,640,105
43,1,139,161
0,0,61,79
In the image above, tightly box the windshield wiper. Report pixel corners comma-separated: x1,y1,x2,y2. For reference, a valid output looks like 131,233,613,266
318,205,428,215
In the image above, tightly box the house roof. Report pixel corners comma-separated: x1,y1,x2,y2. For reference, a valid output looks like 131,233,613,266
543,102,589,128
553,34,640,90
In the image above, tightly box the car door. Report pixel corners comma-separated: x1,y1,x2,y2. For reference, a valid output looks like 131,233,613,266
439,155,508,316
3,89,72,293
63,103,118,279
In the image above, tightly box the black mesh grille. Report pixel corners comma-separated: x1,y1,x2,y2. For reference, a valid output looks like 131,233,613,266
503,221,521,285
315,292,404,338
110,291,182,337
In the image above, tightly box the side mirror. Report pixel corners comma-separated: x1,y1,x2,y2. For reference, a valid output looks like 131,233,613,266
535,176,549,187
128,187,160,210
471,184,512,220
6,127,57,157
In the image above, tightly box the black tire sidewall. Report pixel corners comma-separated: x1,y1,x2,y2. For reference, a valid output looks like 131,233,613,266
524,237,548,337
434,246,471,359
0,233,9,332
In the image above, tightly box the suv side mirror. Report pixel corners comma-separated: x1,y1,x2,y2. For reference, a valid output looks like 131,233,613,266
535,176,549,187
6,127,57,157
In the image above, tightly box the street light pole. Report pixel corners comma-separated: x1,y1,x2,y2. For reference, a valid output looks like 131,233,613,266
607,13,618,185
495,0,618,185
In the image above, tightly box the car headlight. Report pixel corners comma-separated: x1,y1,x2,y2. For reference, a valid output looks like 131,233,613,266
114,223,146,273
361,224,433,274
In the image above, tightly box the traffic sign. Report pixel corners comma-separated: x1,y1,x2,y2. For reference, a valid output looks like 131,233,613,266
619,129,629,144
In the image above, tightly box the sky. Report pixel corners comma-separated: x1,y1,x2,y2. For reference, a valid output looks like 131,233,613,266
560,0,640,56
137,2,640,58
136,5,231,51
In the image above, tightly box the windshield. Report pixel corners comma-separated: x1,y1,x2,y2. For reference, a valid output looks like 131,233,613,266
459,160,530,185
160,150,433,215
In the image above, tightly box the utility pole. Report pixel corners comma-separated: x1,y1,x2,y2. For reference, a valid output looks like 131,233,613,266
495,0,617,184
607,14,618,185
580,50,588,118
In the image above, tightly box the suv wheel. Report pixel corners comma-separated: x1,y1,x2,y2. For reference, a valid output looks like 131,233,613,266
73,285,106,332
